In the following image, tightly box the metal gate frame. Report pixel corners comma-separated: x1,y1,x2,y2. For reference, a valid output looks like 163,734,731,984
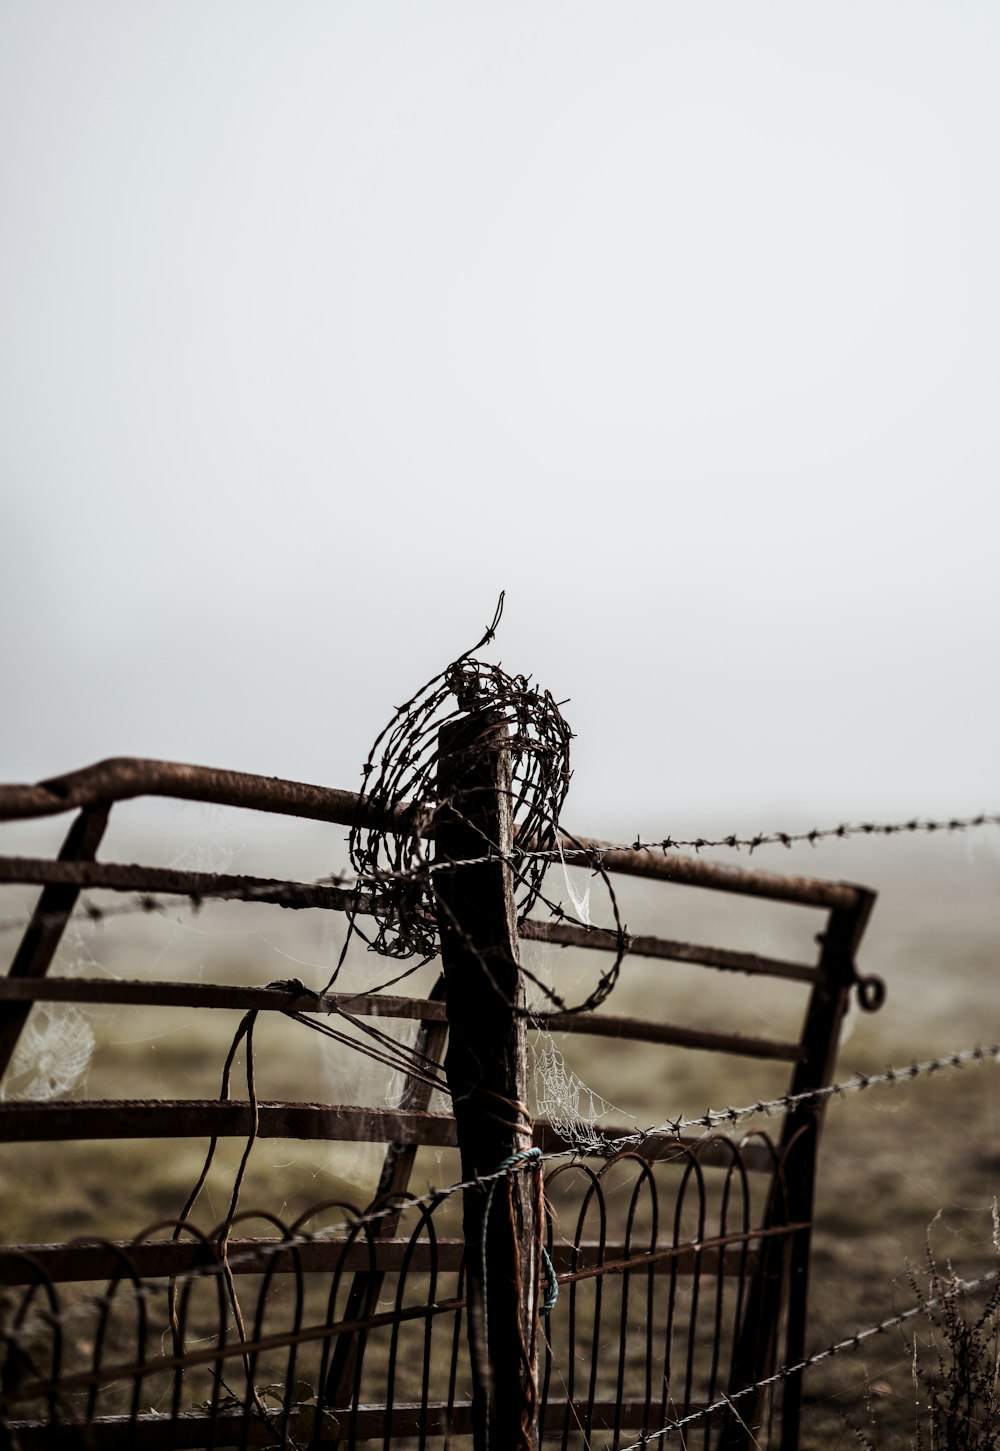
0,755,878,1447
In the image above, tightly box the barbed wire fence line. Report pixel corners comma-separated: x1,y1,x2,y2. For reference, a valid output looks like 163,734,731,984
11,1229,994,1445
1,805,998,942
0,958,996,1440
2,1031,996,1355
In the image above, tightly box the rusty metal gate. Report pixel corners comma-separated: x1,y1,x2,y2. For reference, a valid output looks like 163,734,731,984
0,753,877,1448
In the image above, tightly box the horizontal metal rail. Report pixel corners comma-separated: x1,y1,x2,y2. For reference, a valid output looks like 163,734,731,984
540,1008,802,1060
0,978,802,1061
0,1099,778,1172
0,757,392,832
0,1229,784,1285
0,856,368,914
560,837,859,908
0,1099,457,1145
3,1400,727,1447
524,917,818,981
0,756,860,907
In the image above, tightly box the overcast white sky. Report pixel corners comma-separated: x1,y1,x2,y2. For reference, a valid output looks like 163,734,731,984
2,2,997,838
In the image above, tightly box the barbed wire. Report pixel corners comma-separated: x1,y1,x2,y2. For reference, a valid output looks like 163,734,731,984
2,1033,995,1348
2,801,997,945
5,1189,999,1437
609,1262,1000,1451
0,869,363,937
3,606,999,1436
606,1042,1000,1149
380,806,1000,879
6,1199,998,1443
1,800,992,946
616,811,1000,857
340,591,576,964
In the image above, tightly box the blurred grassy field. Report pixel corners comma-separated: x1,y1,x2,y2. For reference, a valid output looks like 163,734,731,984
0,805,997,1447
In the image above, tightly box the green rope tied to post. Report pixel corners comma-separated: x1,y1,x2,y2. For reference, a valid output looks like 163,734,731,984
481,1147,558,1318
540,1243,559,1315
479,1146,558,1438
480,1146,559,1333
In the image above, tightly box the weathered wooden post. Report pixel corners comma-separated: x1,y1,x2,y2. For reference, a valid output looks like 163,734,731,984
433,692,541,1451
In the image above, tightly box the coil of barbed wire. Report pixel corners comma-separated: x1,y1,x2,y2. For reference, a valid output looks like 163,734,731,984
340,597,626,1013
350,659,571,959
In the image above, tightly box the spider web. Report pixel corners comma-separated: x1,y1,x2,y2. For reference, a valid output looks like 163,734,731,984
523,922,627,1152
4,1003,95,1102
2,808,246,1104
531,1029,621,1153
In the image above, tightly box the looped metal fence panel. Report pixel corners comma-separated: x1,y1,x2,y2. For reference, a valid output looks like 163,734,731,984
0,1132,797,1448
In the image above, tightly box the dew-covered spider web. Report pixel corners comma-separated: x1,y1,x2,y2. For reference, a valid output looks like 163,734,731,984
2,808,247,1104
530,1030,622,1152
3,1000,95,1102
1,914,103,1102
522,900,628,1153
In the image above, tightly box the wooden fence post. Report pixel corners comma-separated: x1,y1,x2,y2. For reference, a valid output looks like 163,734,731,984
434,704,540,1451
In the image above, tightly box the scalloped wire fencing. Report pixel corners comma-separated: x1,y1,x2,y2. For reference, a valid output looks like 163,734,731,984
0,1128,799,1449
0,748,881,1449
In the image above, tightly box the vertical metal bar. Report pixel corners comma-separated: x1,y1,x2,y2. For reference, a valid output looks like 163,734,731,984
775,887,876,1451
722,885,876,1450
0,804,110,1082
322,977,448,1407
434,707,540,1451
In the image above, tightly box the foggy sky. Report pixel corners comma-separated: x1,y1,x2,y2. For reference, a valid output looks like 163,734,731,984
2,2,998,839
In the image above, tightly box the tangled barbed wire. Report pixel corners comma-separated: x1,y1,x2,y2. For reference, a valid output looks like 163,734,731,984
344,593,574,964
318,593,626,1016
2,604,999,1449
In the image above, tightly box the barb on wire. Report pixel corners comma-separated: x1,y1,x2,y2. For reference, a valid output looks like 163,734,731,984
641,811,1000,855
357,803,1000,884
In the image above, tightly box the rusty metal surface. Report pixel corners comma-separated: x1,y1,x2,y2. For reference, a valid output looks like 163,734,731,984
0,975,446,1018
0,1235,771,1286
0,855,367,914
0,751,878,1449
558,837,861,909
0,1088,778,1178
538,1010,803,1061
0,754,861,909
721,885,878,1451
0,978,801,1063
0,976,400,1014
0,757,393,830
0,1099,460,1144
0,806,110,1081
523,917,819,981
